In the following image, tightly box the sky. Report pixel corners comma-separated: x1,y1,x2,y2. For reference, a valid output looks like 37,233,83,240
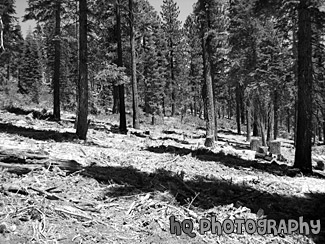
14,0,197,37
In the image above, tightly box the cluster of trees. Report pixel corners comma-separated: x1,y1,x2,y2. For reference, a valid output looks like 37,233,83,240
0,0,324,173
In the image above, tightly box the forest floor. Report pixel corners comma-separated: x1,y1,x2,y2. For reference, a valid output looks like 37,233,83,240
0,106,325,244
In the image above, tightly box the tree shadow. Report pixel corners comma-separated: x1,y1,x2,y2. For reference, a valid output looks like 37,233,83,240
75,163,325,243
146,145,298,177
0,122,77,142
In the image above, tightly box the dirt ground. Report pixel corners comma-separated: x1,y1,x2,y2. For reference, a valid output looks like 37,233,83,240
0,108,324,244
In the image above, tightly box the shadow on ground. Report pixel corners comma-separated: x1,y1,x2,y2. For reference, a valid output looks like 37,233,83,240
147,145,301,177
78,162,325,243
0,122,77,142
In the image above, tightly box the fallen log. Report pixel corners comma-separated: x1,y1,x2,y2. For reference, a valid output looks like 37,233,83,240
0,147,83,175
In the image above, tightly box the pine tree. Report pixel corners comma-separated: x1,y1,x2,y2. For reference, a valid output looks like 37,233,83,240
25,0,64,120
19,31,42,103
184,14,203,117
161,0,182,116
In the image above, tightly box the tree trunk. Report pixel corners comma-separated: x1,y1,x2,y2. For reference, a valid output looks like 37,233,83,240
6,56,10,84
162,97,166,116
236,85,241,135
273,89,279,140
246,100,251,142
294,0,312,173
260,122,267,147
116,0,126,133
287,108,291,133
210,49,218,141
129,0,140,129
240,88,245,124
112,86,119,114
253,109,259,136
0,15,4,53
76,0,88,140
318,124,322,142
267,109,273,143
323,121,325,145
170,37,176,117
202,29,215,147
53,0,61,121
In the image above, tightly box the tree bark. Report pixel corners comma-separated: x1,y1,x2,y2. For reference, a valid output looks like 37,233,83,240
53,0,61,121
273,89,279,140
116,0,127,133
318,124,322,142
202,30,215,147
246,100,251,142
112,86,119,114
236,84,241,135
323,121,325,145
294,0,312,173
76,0,88,140
129,0,140,129
240,88,245,124
287,108,291,133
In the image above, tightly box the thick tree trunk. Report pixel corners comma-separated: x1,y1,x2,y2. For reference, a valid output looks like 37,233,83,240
129,0,140,129
116,0,126,133
76,0,88,140
53,0,61,121
294,0,312,173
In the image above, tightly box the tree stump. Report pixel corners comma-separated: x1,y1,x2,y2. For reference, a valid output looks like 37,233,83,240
269,141,281,155
250,138,261,151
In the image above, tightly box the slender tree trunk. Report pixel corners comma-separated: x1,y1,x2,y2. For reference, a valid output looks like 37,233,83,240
76,0,88,140
169,36,176,117
273,89,279,140
236,85,241,135
294,0,312,173
53,0,61,121
129,0,140,129
318,124,322,142
6,55,10,84
260,122,267,146
0,15,4,53
240,88,245,124
116,0,127,133
112,87,119,114
162,97,166,116
210,49,218,140
287,108,291,133
253,108,259,136
267,109,273,143
323,121,325,145
202,30,215,147
246,100,251,142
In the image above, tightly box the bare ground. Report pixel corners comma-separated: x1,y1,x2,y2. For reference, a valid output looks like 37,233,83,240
0,109,324,244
